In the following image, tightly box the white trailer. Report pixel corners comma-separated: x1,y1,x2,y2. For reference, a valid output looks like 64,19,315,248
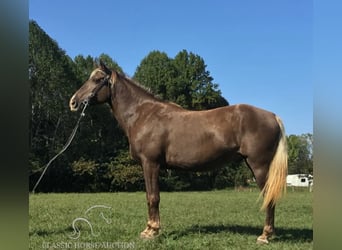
286,174,313,188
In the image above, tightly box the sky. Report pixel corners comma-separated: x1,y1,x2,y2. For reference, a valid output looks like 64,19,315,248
29,0,312,135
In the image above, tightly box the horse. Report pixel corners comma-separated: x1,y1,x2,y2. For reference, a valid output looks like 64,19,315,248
69,61,288,244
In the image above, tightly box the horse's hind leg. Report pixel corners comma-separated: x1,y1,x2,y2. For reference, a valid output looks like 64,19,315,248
246,161,275,244
257,204,275,244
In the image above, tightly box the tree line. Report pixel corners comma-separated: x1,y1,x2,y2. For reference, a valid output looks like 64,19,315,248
29,20,313,192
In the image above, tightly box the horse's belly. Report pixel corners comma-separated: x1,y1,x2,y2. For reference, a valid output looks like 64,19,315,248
165,144,237,171
164,120,239,170
166,156,228,171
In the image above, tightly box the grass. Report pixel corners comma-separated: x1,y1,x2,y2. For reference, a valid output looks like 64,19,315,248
29,189,312,249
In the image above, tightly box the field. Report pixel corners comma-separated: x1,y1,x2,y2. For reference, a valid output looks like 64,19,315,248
29,189,312,249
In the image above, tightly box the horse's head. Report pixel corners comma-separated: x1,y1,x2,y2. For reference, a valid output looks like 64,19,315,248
69,61,116,111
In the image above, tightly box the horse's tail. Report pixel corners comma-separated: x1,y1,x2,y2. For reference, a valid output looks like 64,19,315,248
260,115,288,211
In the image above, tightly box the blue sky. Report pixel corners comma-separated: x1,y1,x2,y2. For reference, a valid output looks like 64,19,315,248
29,0,312,135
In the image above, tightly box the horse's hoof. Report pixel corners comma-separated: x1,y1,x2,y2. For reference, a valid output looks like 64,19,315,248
256,236,269,244
140,227,159,240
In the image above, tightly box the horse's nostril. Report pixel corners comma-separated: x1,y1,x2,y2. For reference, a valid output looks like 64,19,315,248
69,97,79,111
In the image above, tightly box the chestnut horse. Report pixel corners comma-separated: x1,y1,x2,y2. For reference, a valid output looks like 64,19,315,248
69,61,287,244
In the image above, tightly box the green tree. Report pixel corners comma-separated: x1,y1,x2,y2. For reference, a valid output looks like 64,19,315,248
29,20,79,191
287,134,313,174
134,50,228,109
73,55,95,83
106,151,144,192
29,21,128,192
134,50,176,100
172,49,228,110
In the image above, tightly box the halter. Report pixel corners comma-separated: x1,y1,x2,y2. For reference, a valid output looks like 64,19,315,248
83,73,112,106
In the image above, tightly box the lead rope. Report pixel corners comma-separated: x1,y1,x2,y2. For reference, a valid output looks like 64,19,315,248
31,101,89,194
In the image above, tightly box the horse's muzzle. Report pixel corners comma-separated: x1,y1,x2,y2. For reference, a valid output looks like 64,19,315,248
69,95,79,111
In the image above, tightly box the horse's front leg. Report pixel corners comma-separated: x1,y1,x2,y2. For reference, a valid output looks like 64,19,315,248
257,204,275,244
140,160,161,239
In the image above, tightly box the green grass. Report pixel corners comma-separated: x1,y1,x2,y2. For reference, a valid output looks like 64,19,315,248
29,189,312,249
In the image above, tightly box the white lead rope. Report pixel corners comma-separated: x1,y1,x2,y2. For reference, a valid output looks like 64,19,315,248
31,102,89,194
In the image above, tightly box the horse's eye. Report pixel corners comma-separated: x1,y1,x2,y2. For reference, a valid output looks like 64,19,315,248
95,78,103,83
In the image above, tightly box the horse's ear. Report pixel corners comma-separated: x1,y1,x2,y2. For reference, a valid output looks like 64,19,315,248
109,71,118,85
99,60,112,75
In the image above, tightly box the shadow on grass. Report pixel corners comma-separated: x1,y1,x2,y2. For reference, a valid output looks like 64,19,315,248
29,228,69,237
167,224,313,243
29,226,87,238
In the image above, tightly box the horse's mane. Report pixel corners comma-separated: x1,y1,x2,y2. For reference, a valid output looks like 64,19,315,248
115,71,182,108
118,72,157,98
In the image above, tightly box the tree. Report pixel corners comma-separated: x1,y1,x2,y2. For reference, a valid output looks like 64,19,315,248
133,50,176,100
106,151,144,192
134,49,228,109
29,21,128,192
73,55,95,83
29,20,79,191
287,134,313,174
172,50,228,110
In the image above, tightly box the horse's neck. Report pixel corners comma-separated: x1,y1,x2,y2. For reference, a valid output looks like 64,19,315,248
111,80,158,134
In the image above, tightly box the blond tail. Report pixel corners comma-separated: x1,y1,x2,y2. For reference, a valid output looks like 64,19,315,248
260,115,288,211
